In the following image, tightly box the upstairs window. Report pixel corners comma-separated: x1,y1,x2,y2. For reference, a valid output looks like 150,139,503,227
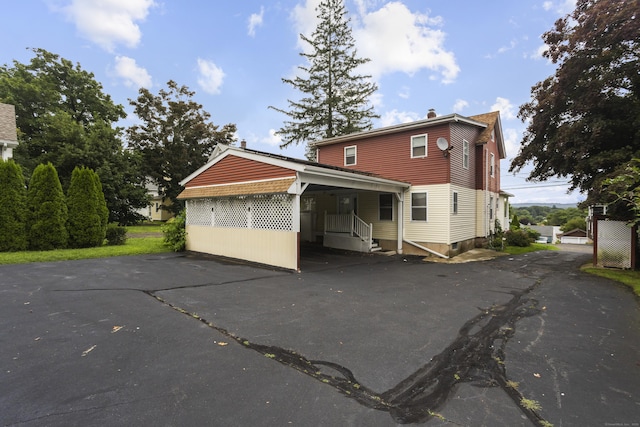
462,140,469,169
411,192,428,221
344,146,356,166
379,193,393,221
490,153,495,177
411,134,427,158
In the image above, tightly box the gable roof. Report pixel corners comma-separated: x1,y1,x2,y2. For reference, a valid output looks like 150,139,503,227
310,113,489,147
179,145,410,199
469,111,506,159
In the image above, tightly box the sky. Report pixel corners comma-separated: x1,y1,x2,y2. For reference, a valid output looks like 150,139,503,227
0,0,584,205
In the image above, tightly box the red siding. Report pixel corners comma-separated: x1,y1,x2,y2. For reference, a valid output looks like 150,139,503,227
317,124,452,185
474,127,501,192
185,155,295,188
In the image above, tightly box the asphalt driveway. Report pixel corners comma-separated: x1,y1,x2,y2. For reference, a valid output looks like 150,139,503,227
1,248,638,426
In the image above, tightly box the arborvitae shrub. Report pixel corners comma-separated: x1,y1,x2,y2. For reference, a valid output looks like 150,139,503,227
0,159,28,251
27,163,68,250
67,166,104,248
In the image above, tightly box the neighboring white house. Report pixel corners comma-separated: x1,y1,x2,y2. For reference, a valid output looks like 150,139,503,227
559,228,589,244
0,103,18,160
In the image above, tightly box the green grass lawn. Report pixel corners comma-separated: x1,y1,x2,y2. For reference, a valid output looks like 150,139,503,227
501,243,559,255
125,224,164,234
581,265,640,297
0,237,169,265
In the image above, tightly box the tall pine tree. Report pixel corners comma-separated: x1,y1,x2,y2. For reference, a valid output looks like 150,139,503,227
0,159,28,251
270,0,378,160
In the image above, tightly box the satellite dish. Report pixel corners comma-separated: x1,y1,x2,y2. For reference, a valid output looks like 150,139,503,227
436,137,449,151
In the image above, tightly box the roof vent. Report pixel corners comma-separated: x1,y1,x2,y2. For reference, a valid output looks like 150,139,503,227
240,140,247,149
427,108,436,119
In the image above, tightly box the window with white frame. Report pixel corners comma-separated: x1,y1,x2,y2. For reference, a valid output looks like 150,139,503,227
462,140,469,169
490,196,494,220
344,146,356,166
379,193,393,221
411,134,427,158
411,192,427,221
490,153,495,177
452,191,458,214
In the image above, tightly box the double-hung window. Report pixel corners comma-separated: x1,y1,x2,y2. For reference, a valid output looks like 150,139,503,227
379,193,393,221
344,146,356,166
411,192,427,221
462,140,469,169
490,153,495,177
411,134,427,158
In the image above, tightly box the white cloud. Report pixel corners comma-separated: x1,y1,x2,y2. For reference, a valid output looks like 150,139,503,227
61,0,156,52
452,99,469,113
491,97,517,120
113,56,152,88
503,128,520,159
291,1,459,83
529,43,550,61
248,6,264,37
379,109,421,127
196,59,225,95
355,2,459,83
262,129,282,146
543,0,576,15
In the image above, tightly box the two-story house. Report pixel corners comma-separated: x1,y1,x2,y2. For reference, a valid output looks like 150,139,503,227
177,111,508,271
0,103,19,161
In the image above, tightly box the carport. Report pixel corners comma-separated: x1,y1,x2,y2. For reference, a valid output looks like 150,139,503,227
178,146,409,271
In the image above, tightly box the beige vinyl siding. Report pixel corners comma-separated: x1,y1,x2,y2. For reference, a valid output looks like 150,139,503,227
314,193,336,232
404,184,450,244
186,225,298,270
450,185,477,243
358,192,398,240
475,190,500,237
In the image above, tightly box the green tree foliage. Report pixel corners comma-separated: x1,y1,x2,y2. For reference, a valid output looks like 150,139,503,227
269,0,379,160
27,163,68,250
510,214,521,230
127,80,236,215
0,159,27,251
510,0,640,205
605,158,640,227
561,217,587,232
546,207,587,226
67,166,107,248
0,48,148,223
162,210,186,252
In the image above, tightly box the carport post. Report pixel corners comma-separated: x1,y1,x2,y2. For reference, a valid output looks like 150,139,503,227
396,192,404,254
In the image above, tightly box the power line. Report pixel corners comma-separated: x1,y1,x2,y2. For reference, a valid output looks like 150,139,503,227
502,182,572,190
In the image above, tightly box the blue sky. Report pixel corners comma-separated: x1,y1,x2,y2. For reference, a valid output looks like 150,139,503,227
1,0,583,204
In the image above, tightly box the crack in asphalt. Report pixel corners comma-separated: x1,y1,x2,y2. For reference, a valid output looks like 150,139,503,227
145,280,553,426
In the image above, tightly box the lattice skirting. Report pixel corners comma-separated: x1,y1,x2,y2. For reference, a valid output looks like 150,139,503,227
597,220,632,268
186,194,295,231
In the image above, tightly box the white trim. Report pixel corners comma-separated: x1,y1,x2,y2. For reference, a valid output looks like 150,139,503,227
344,145,357,166
410,134,428,158
410,191,428,221
462,139,469,169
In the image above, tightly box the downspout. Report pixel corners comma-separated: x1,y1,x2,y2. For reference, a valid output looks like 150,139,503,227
403,238,449,259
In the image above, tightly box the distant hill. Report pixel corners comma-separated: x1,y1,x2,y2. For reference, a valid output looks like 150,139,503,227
511,203,578,209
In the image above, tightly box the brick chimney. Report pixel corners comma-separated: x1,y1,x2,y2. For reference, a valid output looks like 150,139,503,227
427,108,436,119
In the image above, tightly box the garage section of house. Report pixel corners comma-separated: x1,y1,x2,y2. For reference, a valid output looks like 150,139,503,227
178,145,409,271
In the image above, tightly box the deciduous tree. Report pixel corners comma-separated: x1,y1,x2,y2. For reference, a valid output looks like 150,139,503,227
0,48,148,223
270,0,378,160
127,80,236,215
510,0,640,206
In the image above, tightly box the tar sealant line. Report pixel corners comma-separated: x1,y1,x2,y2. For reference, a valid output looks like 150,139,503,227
143,280,554,426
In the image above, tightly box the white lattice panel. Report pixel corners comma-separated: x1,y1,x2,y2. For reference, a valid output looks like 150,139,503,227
186,194,295,231
186,199,213,226
214,197,248,228
597,220,632,268
251,194,294,231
